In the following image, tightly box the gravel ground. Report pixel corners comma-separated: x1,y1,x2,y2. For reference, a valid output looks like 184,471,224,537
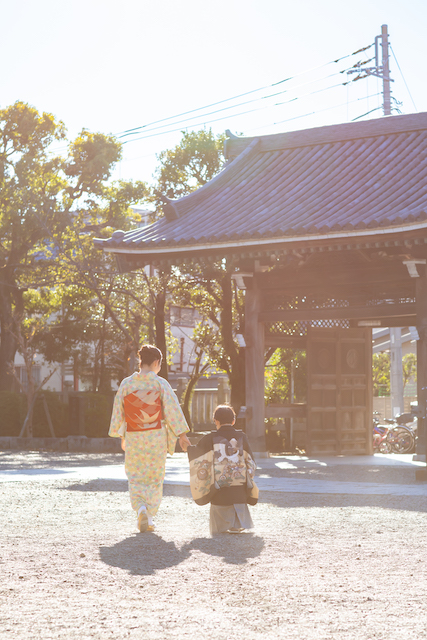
1,453,427,640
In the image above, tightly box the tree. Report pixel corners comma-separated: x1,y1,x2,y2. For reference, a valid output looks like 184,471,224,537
0,102,66,390
372,352,390,396
153,130,249,412
172,260,246,413
402,352,417,392
154,129,225,204
265,348,307,405
8,288,60,435
0,101,149,392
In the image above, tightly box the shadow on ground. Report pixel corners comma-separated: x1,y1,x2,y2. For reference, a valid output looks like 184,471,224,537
261,490,427,513
61,481,194,494
61,480,427,514
99,534,190,575
99,532,264,575
0,451,123,470
61,479,128,492
182,534,264,565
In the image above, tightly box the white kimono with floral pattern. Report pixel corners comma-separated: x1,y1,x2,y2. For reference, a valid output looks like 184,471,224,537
109,370,189,516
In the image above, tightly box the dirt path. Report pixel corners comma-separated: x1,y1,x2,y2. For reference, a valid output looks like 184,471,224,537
1,455,427,639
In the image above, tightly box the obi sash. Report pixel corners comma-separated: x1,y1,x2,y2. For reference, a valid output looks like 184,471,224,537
124,389,163,432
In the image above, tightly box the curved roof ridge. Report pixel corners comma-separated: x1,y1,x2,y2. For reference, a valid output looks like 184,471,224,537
170,137,260,216
225,112,427,159
95,112,427,257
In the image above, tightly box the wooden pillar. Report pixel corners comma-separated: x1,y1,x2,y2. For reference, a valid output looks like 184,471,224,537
245,277,266,452
390,327,404,417
416,265,427,479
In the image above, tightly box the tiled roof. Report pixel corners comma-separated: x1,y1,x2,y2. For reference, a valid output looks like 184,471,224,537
96,112,427,257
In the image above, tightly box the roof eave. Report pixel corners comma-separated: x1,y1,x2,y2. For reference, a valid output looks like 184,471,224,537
101,220,427,256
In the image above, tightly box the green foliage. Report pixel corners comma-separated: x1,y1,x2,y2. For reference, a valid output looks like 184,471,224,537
0,100,149,394
171,261,246,411
64,130,121,196
265,349,307,404
154,129,225,206
372,352,390,396
152,129,246,409
402,352,417,392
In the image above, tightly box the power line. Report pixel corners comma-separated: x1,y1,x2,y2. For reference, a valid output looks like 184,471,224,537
123,77,373,145
117,44,373,139
119,68,350,141
245,93,382,133
390,45,417,112
46,43,375,156
352,106,383,121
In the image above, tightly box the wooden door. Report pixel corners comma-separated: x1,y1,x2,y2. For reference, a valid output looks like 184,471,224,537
307,328,372,455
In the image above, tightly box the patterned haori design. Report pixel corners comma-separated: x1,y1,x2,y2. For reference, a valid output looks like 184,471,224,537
109,370,189,516
214,434,246,488
189,449,215,504
188,430,257,506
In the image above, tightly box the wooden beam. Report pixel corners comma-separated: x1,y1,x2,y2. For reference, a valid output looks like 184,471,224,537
260,265,413,292
260,303,416,323
265,404,307,419
264,336,307,348
350,316,417,328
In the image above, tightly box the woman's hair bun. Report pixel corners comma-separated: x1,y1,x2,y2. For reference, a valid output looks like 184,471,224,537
138,344,163,366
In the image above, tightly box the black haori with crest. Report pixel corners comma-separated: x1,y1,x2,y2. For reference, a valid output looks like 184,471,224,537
188,427,257,506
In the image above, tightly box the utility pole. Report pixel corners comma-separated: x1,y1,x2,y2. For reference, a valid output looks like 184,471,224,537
380,24,391,115
348,24,393,117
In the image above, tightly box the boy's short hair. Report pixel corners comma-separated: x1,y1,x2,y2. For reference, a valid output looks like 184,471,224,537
213,404,236,425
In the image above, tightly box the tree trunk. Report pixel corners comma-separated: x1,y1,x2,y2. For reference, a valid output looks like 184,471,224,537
19,392,37,437
219,272,245,414
0,283,18,391
98,310,111,393
19,365,36,437
155,287,168,381
182,378,196,429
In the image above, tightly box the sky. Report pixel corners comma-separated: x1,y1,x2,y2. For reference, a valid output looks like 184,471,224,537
2,0,426,191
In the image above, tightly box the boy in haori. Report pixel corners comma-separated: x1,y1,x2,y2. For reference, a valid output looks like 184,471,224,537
109,345,191,533
187,404,258,535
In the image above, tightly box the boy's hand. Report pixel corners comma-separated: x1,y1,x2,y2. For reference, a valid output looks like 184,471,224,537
121,438,126,451
179,433,191,452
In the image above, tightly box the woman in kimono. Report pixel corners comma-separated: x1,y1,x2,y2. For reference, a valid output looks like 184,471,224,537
109,344,191,533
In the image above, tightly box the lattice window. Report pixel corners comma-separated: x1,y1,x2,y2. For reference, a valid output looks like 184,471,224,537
265,291,416,313
264,293,352,312
266,318,349,336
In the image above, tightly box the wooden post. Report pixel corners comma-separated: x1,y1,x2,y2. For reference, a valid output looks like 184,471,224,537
390,327,404,417
244,276,266,452
416,265,427,479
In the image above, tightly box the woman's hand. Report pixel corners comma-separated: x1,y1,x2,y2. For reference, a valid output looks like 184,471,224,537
179,433,191,452
121,438,126,451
